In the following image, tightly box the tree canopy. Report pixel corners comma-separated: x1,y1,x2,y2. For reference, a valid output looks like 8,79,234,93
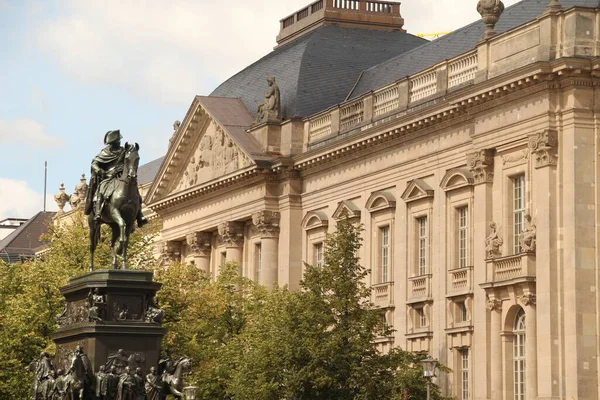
0,213,448,400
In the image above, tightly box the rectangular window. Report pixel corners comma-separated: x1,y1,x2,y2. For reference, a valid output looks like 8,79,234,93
255,243,262,282
513,176,526,253
417,308,427,328
314,243,324,268
380,226,390,282
460,349,470,400
458,206,468,268
417,216,428,275
458,301,468,322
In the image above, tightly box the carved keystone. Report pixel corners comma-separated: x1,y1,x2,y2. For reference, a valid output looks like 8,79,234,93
466,149,494,184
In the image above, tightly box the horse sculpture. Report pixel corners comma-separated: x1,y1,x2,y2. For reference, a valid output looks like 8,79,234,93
89,143,141,270
161,357,192,399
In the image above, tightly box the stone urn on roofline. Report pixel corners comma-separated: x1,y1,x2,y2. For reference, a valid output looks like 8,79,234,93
477,0,505,40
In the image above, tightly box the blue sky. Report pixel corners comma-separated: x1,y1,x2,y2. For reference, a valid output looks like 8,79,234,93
0,0,518,220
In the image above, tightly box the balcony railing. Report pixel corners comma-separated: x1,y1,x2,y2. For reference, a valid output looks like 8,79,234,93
306,50,478,145
447,266,473,296
485,253,536,286
372,282,394,308
408,274,432,302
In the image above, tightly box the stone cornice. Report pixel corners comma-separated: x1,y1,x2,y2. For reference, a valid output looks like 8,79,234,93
151,60,595,212
288,59,597,176
148,166,262,213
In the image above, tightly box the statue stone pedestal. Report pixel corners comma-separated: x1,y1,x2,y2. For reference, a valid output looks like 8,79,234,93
52,269,165,373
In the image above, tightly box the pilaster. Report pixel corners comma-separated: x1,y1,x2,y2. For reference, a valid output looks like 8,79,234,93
470,148,495,400
529,128,559,399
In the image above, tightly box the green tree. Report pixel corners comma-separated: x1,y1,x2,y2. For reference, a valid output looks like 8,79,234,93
226,217,449,400
154,261,268,400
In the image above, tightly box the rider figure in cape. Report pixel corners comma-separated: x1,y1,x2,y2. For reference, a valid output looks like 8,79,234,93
85,130,147,227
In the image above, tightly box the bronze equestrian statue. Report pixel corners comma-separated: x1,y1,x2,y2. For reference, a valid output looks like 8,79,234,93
85,130,148,270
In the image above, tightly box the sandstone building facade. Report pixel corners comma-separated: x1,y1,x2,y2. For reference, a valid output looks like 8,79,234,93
145,0,600,399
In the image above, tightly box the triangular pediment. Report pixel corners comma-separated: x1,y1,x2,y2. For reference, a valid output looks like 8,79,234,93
401,179,434,203
147,96,268,204
332,200,361,221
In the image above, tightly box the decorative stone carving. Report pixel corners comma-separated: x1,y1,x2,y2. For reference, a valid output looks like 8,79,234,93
169,120,181,148
218,221,245,248
87,289,102,322
54,183,70,216
143,297,164,324
76,173,88,206
466,149,494,184
528,129,558,168
519,213,536,253
252,211,281,238
161,241,182,264
69,174,89,211
176,122,251,192
545,0,562,13
485,222,503,259
519,293,536,306
255,76,282,124
186,231,212,257
501,150,528,166
486,298,502,311
57,300,88,327
477,0,505,40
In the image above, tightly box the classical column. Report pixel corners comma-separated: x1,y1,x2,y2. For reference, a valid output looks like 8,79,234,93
487,298,503,400
161,240,182,265
217,221,244,264
467,149,495,400
186,232,212,273
528,129,558,399
520,294,538,399
252,211,280,289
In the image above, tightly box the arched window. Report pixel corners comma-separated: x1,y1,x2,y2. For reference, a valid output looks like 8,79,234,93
513,308,526,400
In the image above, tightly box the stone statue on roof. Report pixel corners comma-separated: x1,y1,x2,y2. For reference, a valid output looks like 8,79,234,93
256,76,282,123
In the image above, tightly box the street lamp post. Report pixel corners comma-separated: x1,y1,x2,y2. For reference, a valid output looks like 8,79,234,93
183,385,198,400
421,356,438,400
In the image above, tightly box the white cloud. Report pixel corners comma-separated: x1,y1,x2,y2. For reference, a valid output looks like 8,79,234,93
0,118,65,148
34,0,521,106
0,178,58,220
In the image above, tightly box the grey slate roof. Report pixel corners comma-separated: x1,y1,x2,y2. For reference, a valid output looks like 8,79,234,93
138,156,165,185
0,211,54,263
211,25,426,118
348,0,600,99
